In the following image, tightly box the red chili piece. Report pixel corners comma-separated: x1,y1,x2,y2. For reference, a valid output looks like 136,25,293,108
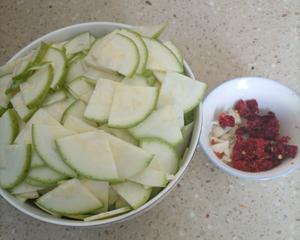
229,99,298,172
218,113,235,128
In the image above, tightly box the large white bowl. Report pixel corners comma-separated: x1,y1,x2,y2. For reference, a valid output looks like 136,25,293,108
200,77,300,180
0,22,202,226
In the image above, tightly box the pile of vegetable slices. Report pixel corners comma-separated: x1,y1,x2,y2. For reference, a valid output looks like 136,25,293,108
0,23,207,221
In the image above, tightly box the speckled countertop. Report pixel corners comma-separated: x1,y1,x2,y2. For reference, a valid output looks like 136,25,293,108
0,0,299,239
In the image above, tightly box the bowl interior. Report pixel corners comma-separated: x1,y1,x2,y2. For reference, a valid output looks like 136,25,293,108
200,77,300,180
0,22,201,226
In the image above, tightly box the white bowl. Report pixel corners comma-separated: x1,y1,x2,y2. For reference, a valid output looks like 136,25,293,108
200,77,300,180
0,22,202,226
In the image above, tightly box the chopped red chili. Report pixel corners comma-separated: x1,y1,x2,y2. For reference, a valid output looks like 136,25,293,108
216,99,298,172
232,99,297,172
218,113,235,128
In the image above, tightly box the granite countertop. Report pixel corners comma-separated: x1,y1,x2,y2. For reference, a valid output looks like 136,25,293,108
0,0,299,239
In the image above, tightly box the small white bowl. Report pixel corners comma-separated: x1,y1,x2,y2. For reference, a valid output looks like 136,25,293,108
200,77,300,180
0,22,202,226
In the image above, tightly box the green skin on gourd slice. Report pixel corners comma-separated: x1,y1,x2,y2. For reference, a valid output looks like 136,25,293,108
0,74,13,108
10,181,45,195
56,131,120,182
10,91,37,121
140,138,179,175
119,29,148,74
64,32,92,58
36,179,103,215
43,47,67,90
0,144,31,189
129,105,184,146
67,76,94,103
32,124,77,177
108,85,158,129
157,71,207,113
131,23,167,38
142,37,183,73
84,78,118,124
27,166,66,184
112,181,152,209
0,109,19,147
43,96,75,122
106,133,153,179
42,90,68,107
84,206,131,221
20,65,53,109
80,179,109,212
86,33,140,77
65,55,86,84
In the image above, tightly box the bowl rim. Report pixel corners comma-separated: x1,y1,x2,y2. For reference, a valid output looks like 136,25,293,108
0,22,202,227
199,76,300,180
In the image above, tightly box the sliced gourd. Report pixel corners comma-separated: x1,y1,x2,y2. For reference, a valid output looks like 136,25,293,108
109,128,138,146
108,187,119,208
5,51,37,94
176,122,194,156
84,206,131,221
20,65,53,109
67,76,94,103
14,108,61,144
11,181,44,195
43,47,67,89
140,139,179,175
131,23,167,38
32,124,76,177
163,41,183,65
158,71,207,113
0,60,17,76
35,201,61,217
31,148,45,168
106,133,152,179
63,115,96,133
0,74,13,108
129,161,168,187
108,85,158,128
86,33,139,77
27,166,66,184
112,181,152,209
43,96,75,121
11,51,35,78
42,90,68,107
56,131,119,181
119,29,148,74
0,107,6,117
143,37,183,73
65,55,85,83
129,105,183,146
51,41,67,50
31,42,50,66
84,78,118,123
64,32,92,58
61,99,86,123
115,197,130,208
184,108,195,125
152,71,166,83
15,191,39,200
83,65,123,83
80,179,109,212
0,109,19,147
25,178,54,188
122,75,150,86
10,92,37,121
36,179,103,215
0,144,31,189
